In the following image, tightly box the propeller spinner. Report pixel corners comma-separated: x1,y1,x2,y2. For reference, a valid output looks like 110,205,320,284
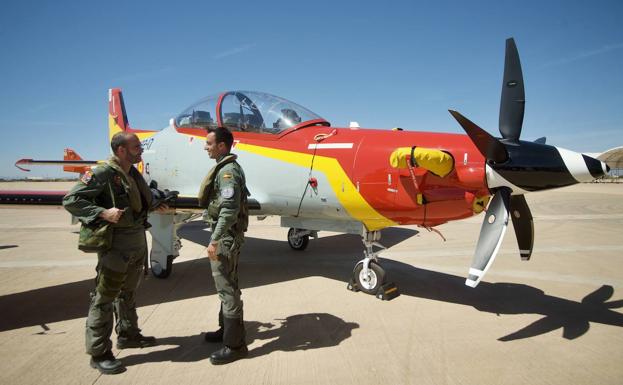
450,38,609,288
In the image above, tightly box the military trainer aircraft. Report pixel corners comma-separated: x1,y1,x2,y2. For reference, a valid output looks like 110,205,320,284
1,38,609,299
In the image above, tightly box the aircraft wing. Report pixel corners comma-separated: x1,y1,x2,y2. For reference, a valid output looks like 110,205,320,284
0,190,67,205
2,149,98,205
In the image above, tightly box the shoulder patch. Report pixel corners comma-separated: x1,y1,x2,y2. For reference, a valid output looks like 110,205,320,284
80,171,93,184
113,175,122,186
221,186,235,199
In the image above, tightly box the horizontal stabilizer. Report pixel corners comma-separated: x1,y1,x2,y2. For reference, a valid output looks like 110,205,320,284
15,159,99,172
15,148,99,173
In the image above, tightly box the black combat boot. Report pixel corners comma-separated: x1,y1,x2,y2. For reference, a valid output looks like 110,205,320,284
116,333,157,349
204,327,224,343
204,308,224,343
209,317,248,365
90,350,125,375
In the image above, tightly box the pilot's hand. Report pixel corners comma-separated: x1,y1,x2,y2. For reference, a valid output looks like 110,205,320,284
99,207,126,223
207,241,219,261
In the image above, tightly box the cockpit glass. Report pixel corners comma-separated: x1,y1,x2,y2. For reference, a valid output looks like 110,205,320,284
174,91,326,134
174,95,219,129
220,91,325,133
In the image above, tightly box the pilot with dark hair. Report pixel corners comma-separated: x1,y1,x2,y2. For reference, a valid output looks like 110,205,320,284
63,132,167,375
198,126,250,364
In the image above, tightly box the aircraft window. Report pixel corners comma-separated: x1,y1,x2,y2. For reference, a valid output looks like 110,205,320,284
272,108,302,131
191,110,214,128
220,91,326,134
174,95,219,129
223,112,242,127
220,92,265,132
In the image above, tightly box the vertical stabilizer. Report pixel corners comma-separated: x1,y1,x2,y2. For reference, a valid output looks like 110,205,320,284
108,88,130,141
108,88,157,142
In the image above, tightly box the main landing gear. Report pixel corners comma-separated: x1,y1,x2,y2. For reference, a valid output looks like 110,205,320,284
347,230,399,301
287,228,317,251
148,211,198,279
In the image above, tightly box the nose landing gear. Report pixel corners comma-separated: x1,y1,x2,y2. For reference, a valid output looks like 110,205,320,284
347,230,399,300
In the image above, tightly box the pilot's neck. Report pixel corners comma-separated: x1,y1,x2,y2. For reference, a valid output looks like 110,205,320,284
216,153,231,163
111,155,132,173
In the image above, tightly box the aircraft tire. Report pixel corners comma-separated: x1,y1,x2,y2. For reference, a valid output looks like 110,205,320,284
353,260,385,295
287,228,309,251
151,255,174,279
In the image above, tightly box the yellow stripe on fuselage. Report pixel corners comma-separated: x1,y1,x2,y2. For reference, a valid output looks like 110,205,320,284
236,143,396,231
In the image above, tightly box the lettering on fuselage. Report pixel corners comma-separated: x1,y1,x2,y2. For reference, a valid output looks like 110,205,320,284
142,137,155,151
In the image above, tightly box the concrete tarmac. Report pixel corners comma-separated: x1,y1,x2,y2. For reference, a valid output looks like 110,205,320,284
0,182,622,385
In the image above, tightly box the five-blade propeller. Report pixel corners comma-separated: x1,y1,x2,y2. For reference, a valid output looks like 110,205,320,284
450,38,535,287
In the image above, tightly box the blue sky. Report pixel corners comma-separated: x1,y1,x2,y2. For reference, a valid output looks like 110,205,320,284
1,0,622,178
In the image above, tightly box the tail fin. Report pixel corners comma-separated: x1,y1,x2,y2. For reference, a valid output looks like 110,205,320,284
108,88,130,141
108,88,157,142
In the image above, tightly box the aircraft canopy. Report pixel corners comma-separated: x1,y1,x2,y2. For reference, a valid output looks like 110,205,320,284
175,91,329,134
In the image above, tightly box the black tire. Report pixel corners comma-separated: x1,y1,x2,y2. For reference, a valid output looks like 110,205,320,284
151,255,174,279
353,260,385,294
287,228,309,251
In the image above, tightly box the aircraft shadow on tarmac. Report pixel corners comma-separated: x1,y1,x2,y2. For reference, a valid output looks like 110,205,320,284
1,221,622,342
122,313,359,365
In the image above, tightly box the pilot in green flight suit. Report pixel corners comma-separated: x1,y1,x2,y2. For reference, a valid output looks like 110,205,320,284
198,126,249,365
63,132,162,375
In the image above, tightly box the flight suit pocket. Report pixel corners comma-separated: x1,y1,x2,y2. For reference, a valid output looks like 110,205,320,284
207,199,220,219
217,237,234,260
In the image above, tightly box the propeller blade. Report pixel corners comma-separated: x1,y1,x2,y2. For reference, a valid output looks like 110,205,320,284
499,38,525,142
534,137,546,144
449,110,508,163
466,188,511,287
510,195,534,260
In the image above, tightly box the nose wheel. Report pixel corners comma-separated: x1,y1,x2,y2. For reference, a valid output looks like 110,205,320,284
347,230,399,300
353,260,385,294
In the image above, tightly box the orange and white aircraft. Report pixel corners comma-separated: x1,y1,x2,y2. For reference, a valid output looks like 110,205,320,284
1,38,609,298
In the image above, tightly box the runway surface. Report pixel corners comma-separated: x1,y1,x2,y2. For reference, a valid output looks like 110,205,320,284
1,182,622,385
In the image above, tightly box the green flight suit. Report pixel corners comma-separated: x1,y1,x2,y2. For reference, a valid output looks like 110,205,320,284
63,157,152,357
199,154,248,320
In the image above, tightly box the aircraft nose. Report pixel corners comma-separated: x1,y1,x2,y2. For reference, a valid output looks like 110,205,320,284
583,154,609,179
557,147,608,182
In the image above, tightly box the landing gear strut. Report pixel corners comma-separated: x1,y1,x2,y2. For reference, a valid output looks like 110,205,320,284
347,230,399,300
148,211,197,279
